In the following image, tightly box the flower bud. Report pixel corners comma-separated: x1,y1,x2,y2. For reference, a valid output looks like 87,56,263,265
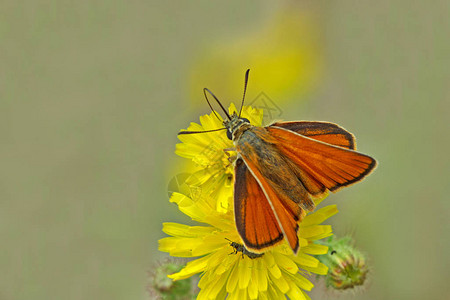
147,259,198,299
315,236,369,290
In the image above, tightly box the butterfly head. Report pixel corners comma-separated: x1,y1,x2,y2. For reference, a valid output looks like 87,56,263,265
223,112,251,140
178,70,252,139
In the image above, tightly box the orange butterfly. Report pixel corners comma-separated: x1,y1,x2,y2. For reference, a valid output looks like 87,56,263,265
179,70,377,254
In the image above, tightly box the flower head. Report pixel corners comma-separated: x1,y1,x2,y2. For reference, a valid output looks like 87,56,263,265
164,103,339,298
159,191,338,299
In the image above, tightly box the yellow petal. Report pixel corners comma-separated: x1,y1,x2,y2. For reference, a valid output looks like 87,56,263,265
299,238,309,248
159,236,204,257
248,276,259,299
301,205,338,227
264,252,282,279
167,242,197,257
272,252,298,274
215,252,238,275
256,259,268,292
192,238,223,256
301,262,328,275
301,243,328,255
161,222,200,237
291,253,319,268
241,106,264,126
291,273,314,291
158,237,178,252
286,278,307,300
230,288,248,300
168,255,209,280
259,291,268,300
267,285,285,299
298,225,332,239
203,269,230,299
169,192,193,207
310,230,333,241
238,257,252,289
302,289,312,300
268,271,289,293
226,263,240,293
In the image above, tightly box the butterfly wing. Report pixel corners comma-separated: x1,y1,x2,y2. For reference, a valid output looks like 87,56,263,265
234,158,285,252
234,127,314,253
267,126,377,193
234,157,306,253
271,121,356,150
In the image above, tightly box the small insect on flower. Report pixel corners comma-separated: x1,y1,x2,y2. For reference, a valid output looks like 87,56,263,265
179,70,377,255
225,238,264,259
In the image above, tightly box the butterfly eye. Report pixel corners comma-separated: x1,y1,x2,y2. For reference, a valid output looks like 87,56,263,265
241,118,250,123
226,130,233,140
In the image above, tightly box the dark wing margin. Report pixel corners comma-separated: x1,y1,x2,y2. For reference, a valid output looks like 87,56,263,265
271,121,356,150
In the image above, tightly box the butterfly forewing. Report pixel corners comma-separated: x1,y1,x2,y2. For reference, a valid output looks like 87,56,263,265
267,126,377,192
271,121,356,150
235,156,302,253
234,159,284,252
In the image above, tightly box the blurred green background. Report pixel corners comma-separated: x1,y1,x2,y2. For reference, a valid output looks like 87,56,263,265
1,1,448,299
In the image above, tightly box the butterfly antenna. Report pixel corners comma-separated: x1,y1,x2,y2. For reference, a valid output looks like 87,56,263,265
204,88,231,120
178,128,226,135
203,88,221,120
238,69,250,117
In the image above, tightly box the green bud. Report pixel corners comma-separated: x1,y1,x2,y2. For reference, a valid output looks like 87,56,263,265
147,258,198,299
315,236,369,290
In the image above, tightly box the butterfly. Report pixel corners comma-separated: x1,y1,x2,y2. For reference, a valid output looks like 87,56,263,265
179,70,377,254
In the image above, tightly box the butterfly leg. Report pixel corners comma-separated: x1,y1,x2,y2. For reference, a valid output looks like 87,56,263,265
223,148,237,165
228,247,238,256
223,147,236,154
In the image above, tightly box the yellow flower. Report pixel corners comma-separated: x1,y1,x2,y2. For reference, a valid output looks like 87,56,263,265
159,191,338,300
175,104,263,213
